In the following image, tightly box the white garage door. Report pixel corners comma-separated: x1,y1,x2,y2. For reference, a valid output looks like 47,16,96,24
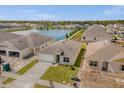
38,53,56,63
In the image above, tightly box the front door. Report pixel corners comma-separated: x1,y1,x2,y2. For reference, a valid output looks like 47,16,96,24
56,55,60,63
102,62,108,71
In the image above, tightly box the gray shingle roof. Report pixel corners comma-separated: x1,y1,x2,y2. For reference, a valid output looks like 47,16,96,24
0,32,22,43
38,40,82,64
0,32,55,50
87,43,124,62
83,24,112,40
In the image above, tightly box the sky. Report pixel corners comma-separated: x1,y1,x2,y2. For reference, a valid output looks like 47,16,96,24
0,5,124,21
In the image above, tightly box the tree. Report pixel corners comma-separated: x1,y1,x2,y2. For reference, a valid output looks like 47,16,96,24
66,34,69,39
70,32,72,36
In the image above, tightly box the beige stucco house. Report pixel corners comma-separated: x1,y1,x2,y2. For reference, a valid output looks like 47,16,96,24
82,24,112,42
0,32,55,59
85,40,124,73
37,40,82,65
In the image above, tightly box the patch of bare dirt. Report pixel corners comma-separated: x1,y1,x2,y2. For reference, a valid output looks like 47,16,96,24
80,62,124,88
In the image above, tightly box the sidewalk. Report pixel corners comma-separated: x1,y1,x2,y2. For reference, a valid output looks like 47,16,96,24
36,79,73,88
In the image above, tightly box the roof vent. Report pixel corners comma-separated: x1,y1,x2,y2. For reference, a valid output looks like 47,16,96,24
18,40,23,43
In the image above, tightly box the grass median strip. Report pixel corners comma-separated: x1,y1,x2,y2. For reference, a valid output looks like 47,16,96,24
2,77,15,85
16,59,38,75
34,83,48,88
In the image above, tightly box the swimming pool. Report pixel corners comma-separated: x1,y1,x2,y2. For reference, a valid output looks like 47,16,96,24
13,30,71,40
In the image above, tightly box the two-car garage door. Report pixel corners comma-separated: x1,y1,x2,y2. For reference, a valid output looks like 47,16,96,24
38,53,56,63
0,50,6,55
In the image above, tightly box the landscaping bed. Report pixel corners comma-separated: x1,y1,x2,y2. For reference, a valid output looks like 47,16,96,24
2,77,15,85
34,83,48,88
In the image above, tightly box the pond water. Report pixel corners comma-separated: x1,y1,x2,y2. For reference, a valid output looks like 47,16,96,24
13,30,71,40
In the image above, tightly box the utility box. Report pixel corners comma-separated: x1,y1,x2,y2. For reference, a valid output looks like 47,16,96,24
2,62,11,71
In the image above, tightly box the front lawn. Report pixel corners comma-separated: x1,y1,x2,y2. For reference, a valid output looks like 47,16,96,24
2,77,15,85
34,83,48,88
16,59,38,75
41,65,79,85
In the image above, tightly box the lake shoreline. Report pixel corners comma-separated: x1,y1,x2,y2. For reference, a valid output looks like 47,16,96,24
12,29,71,40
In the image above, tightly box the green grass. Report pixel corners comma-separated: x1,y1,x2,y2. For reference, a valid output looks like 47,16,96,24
74,43,87,67
41,65,79,84
113,58,124,62
112,35,120,40
81,43,87,49
34,83,48,88
74,48,86,67
16,59,38,75
70,31,83,41
2,77,15,85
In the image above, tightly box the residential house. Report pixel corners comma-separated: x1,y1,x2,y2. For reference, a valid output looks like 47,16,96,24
0,32,55,59
37,40,82,65
82,24,112,42
85,40,124,73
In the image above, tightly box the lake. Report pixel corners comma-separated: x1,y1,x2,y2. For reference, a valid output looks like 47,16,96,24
13,30,71,40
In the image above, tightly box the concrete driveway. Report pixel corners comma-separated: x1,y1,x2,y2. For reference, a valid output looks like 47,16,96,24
3,61,52,88
1,60,73,88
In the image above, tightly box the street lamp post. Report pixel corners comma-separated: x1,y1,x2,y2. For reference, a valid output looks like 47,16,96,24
49,80,55,88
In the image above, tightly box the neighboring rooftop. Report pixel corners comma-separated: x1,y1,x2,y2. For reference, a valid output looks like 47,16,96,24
0,32,55,50
85,40,109,58
86,41,124,62
0,32,22,43
83,24,112,41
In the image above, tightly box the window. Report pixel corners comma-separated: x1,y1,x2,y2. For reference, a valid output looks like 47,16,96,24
90,61,93,66
63,57,69,63
83,37,86,40
121,65,124,71
89,61,98,67
94,37,96,40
